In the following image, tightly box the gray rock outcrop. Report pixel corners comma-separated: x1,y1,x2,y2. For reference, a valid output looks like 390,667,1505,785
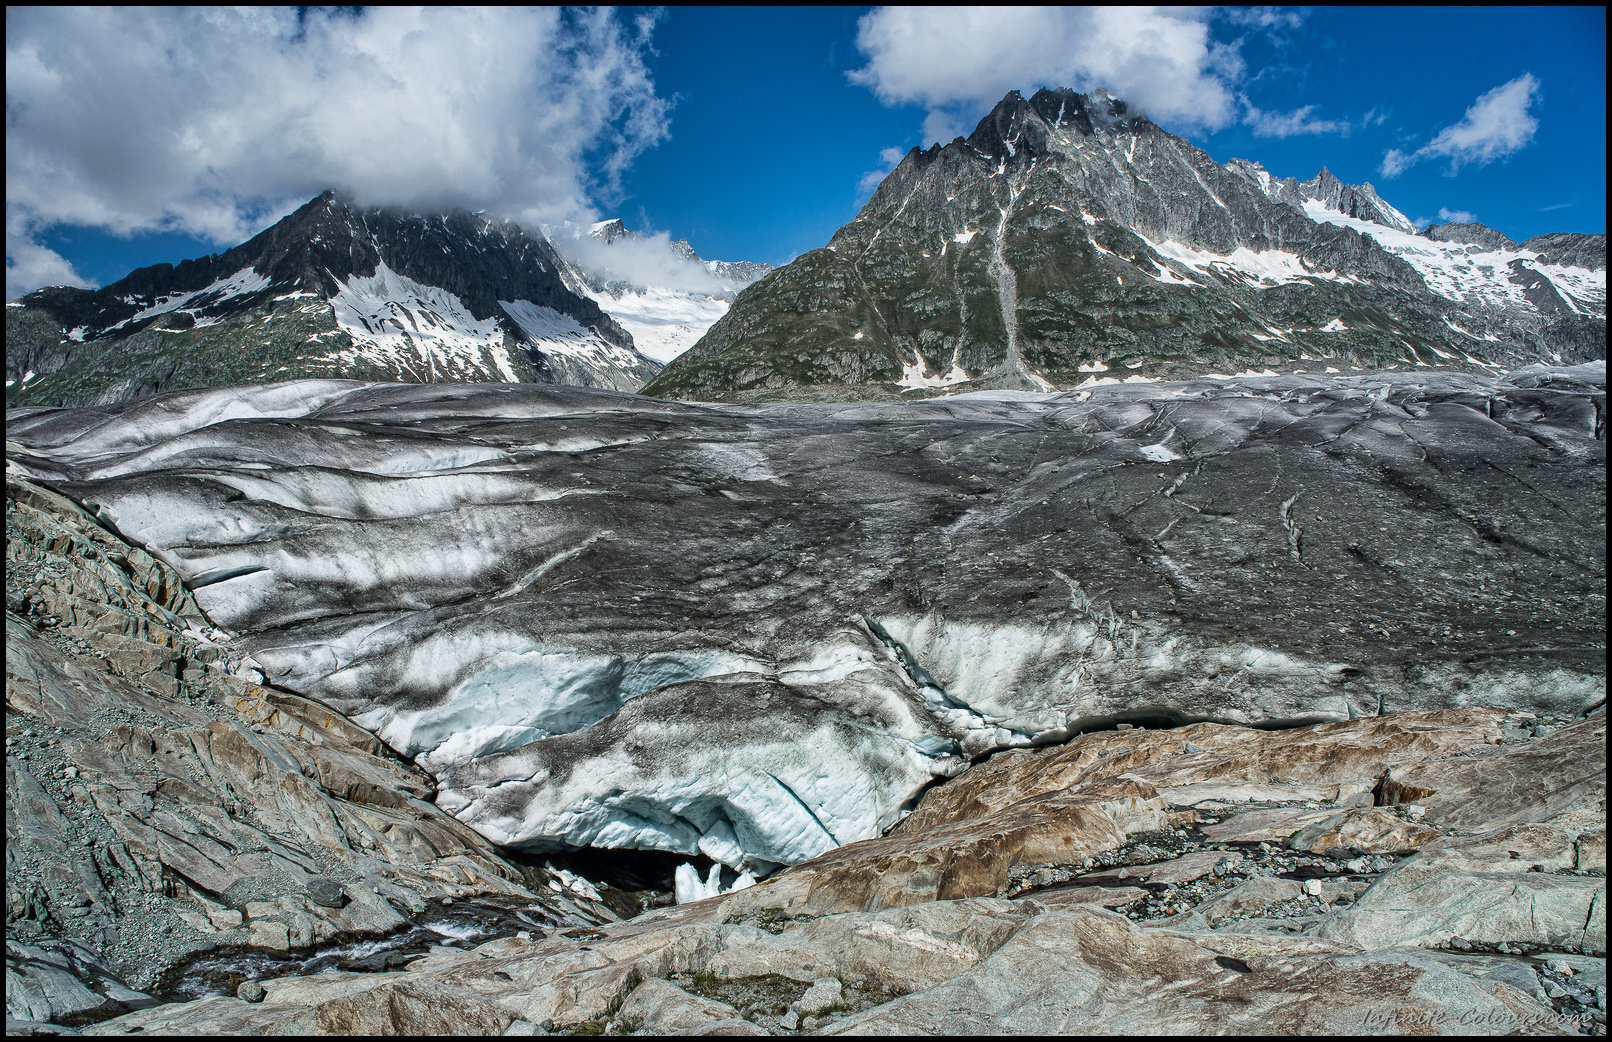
73,705,1604,1034
1424,222,1520,252
4,477,620,1026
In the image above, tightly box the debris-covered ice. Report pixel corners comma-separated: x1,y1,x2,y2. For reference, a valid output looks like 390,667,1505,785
6,364,1603,869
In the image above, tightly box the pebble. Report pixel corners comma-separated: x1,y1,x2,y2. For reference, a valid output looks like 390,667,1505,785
238,980,266,1003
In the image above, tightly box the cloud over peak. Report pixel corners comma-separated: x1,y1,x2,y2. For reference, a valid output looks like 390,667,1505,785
848,8,1241,142
6,7,669,299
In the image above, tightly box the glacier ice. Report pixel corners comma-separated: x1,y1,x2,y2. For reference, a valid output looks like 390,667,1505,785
674,863,755,904
6,368,1603,869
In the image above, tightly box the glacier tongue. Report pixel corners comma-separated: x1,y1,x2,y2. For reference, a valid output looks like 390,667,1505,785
6,368,1603,869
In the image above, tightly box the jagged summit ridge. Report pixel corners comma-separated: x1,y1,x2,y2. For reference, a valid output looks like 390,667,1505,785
7,191,663,405
1223,161,1416,234
646,86,1604,403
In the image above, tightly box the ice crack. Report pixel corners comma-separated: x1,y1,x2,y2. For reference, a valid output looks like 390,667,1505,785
862,615,1035,750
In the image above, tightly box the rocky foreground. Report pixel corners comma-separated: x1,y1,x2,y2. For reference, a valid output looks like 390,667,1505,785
8,497,1608,1035
5,480,626,1031
5,364,1606,1034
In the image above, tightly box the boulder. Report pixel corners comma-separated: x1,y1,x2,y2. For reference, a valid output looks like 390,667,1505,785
618,979,744,1034
1188,878,1305,926
1285,808,1442,855
1318,862,1606,953
1377,718,1607,835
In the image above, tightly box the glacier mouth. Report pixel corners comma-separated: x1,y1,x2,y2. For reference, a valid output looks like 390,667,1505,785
6,364,1604,871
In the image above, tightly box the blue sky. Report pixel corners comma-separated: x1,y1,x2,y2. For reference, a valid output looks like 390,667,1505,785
7,7,1605,297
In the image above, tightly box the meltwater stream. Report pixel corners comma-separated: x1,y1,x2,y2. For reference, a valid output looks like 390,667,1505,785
152,897,567,1005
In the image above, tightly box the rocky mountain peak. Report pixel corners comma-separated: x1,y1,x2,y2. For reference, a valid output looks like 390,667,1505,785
6,189,670,404
962,87,1150,164
1296,168,1415,233
1423,221,1519,252
650,84,1603,404
590,218,630,244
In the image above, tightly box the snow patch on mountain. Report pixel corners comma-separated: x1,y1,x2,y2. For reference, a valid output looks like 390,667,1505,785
1143,236,1355,287
496,298,645,371
1304,201,1606,317
330,261,517,380
898,347,970,391
108,267,272,333
579,287,732,364
548,220,773,364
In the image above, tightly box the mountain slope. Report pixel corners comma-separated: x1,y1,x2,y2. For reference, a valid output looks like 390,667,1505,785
645,88,1605,402
550,219,773,364
6,192,663,406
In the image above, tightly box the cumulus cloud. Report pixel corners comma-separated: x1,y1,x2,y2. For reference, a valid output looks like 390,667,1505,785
1380,74,1541,178
1241,101,1351,139
6,7,669,298
849,7,1241,142
1438,208,1478,224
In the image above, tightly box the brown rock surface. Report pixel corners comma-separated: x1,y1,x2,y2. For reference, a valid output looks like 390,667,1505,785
720,711,1511,916
820,905,1572,1035
80,894,1582,1036
720,775,1165,915
901,711,1505,832
1285,808,1443,855
1379,718,1608,834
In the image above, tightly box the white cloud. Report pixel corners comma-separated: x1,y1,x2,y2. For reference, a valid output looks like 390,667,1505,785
553,224,725,295
1379,74,1541,178
923,112,965,146
848,7,1240,142
6,7,669,298
1437,208,1478,224
1217,8,1306,32
1241,101,1350,139
4,211,91,300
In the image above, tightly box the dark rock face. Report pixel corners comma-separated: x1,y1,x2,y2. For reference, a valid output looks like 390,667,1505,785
1424,222,1519,252
7,192,661,408
1523,232,1607,271
7,364,1603,875
646,88,1604,403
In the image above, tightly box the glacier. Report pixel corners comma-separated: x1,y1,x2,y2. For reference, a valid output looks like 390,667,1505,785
6,365,1604,872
